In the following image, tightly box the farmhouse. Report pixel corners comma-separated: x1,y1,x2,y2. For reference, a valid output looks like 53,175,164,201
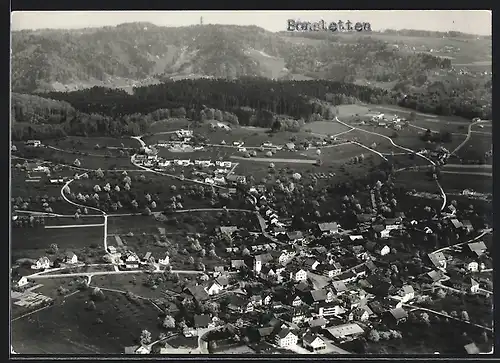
124,253,140,269
25,140,41,147
64,252,78,264
176,129,193,138
17,276,30,288
466,241,487,257
226,175,247,185
158,254,170,266
427,252,447,270
288,267,307,282
287,231,304,243
31,256,51,270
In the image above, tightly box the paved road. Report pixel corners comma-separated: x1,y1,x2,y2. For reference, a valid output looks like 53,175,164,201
351,141,388,161
46,145,111,158
44,223,105,229
230,156,317,164
443,164,492,170
440,171,492,177
28,268,203,280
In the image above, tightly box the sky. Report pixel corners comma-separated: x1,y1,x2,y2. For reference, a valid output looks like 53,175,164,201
11,10,492,35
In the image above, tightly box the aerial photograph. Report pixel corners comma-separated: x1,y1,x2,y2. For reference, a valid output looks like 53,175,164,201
10,10,492,356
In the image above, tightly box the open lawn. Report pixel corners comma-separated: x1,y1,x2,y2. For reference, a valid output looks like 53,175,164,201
344,129,399,154
439,173,492,195
304,121,352,136
11,291,164,354
394,170,441,194
455,133,492,163
89,274,177,300
11,224,104,252
147,118,191,134
336,104,371,118
49,136,138,150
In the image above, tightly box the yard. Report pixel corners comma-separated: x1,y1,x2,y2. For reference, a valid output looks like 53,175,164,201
11,291,164,354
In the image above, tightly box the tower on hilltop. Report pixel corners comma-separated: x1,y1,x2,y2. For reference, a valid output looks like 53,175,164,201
200,16,203,25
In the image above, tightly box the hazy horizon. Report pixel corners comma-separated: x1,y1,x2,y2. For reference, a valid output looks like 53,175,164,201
11,10,492,36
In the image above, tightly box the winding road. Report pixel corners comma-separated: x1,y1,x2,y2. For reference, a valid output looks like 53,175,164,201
450,120,490,156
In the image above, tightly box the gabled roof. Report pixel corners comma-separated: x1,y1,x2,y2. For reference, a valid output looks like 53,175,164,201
326,323,364,338
258,326,275,337
287,231,304,240
302,332,324,345
255,253,274,263
357,214,373,222
464,342,480,354
389,307,408,320
186,285,209,302
308,317,328,327
231,259,245,268
401,285,414,295
216,276,229,286
468,241,487,252
331,280,347,292
276,328,295,339
318,222,338,232
310,289,328,302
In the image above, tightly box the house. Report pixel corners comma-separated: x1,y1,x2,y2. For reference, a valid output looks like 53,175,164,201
317,301,345,317
158,254,170,266
176,129,193,138
205,280,224,296
464,342,480,354
219,226,238,236
31,256,51,270
287,231,304,243
289,268,307,282
325,323,364,342
465,261,479,272
462,220,474,234
318,263,341,278
277,250,296,265
260,265,276,280
303,258,320,271
331,280,347,295
124,254,140,269
227,295,253,313
17,276,30,287
396,285,415,303
274,328,298,348
427,252,447,270
308,317,328,329
215,276,229,289
124,345,150,354
108,246,117,254
424,270,446,284
285,142,296,151
194,314,213,329
186,285,210,302
379,245,391,256
253,253,273,273
450,219,464,230
387,307,408,324
25,140,41,147
64,252,78,264
263,293,273,305
349,235,364,241
316,222,339,236
308,289,329,304
466,242,487,257
469,278,480,293
302,332,326,351
291,295,303,307
231,259,245,271
349,306,371,322
250,295,263,306
336,270,357,284
226,175,246,185
142,252,152,262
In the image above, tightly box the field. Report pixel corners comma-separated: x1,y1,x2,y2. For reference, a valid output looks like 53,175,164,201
304,121,352,136
439,173,492,194
393,170,441,194
11,224,104,256
455,133,492,163
11,291,164,354
147,118,191,134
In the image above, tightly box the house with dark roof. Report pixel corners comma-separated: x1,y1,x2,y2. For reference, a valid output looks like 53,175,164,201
331,280,347,295
231,259,246,271
427,252,447,270
227,295,254,313
316,222,339,236
303,258,320,271
386,307,408,325
450,219,464,230
287,231,304,243
308,317,328,329
185,285,210,302
462,220,474,233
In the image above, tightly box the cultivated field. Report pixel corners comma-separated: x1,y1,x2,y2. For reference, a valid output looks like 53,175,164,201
304,121,352,135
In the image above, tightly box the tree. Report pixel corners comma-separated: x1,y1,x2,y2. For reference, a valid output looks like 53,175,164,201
435,289,447,299
73,159,81,167
163,315,175,329
461,310,470,321
49,243,59,254
367,329,380,342
140,329,152,345
86,300,96,310
188,256,195,265
93,184,101,192
420,312,430,325
96,168,104,178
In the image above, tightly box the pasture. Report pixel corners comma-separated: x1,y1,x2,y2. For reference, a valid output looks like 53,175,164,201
11,224,104,253
455,133,492,162
147,118,191,134
305,121,352,136
11,291,163,354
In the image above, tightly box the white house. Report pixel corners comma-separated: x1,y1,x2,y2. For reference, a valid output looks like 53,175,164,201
17,276,30,287
124,254,140,269
31,256,51,270
396,285,415,303
158,160,171,167
379,245,391,256
275,329,298,348
176,129,193,138
25,140,41,147
290,269,307,282
65,252,78,264
213,176,226,185
205,281,223,296
158,255,170,266
466,261,479,272
278,250,296,266
204,178,215,185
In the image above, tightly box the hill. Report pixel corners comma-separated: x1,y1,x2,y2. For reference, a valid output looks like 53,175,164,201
12,22,490,95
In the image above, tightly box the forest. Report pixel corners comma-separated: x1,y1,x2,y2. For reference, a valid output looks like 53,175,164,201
12,77,491,141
